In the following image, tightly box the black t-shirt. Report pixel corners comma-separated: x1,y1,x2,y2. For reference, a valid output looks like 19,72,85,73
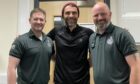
9,30,54,84
47,25,93,84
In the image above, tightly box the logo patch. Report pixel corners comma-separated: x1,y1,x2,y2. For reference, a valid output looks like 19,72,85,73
47,40,52,47
107,36,113,45
79,38,83,43
11,44,16,49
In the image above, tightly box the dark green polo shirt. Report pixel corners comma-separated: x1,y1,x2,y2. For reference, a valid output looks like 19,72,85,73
89,23,137,84
9,30,54,84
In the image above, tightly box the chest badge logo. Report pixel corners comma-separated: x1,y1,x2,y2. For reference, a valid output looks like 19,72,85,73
79,38,83,43
11,44,16,50
107,36,113,45
47,40,52,48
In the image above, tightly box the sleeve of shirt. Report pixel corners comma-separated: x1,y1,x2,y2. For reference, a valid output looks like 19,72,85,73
9,37,25,59
47,28,55,40
118,30,138,56
47,37,55,61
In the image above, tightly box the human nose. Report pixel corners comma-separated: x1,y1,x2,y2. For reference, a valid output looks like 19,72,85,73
69,13,74,17
98,14,103,19
36,19,42,23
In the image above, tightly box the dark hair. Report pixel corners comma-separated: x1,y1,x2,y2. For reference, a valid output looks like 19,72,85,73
30,8,46,18
61,2,80,18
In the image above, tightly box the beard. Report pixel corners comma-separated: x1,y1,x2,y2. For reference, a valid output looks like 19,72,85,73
95,20,110,30
65,18,77,28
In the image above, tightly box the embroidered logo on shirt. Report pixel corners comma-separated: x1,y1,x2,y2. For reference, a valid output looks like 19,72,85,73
107,36,113,45
79,38,83,43
47,40,52,48
11,44,16,49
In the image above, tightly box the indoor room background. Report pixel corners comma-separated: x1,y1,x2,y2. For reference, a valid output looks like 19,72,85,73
0,0,140,84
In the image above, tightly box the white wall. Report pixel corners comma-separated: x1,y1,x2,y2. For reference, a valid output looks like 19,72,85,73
0,0,34,74
110,0,118,25
18,0,34,35
0,0,18,73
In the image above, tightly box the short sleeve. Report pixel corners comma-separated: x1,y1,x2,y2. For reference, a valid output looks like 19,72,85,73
9,37,25,59
46,36,55,55
118,30,137,56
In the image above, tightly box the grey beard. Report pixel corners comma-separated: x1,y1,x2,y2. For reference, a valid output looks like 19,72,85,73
96,21,110,30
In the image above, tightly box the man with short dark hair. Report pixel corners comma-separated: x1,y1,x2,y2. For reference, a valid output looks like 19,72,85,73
7,8,54,84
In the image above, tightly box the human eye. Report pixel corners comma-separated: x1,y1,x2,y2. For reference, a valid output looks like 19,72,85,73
93,14,98,18
39,18,44,21
65,12,70,15
33,18,38,21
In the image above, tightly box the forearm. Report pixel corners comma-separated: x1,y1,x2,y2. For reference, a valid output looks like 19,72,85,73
7,69,17,84
136,68,140,84
136,56,140,84
125,53,140,84
129,67,137,84
7,56,20,84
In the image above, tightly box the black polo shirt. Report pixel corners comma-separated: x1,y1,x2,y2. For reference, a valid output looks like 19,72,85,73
89,23,137,84
9,30,54,84
47,25,93,84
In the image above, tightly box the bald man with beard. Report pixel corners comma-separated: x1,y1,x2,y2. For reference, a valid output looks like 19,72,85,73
89,2,140,84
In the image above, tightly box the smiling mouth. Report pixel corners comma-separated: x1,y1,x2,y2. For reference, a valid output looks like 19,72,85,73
68,18,75,21
99,20,105,22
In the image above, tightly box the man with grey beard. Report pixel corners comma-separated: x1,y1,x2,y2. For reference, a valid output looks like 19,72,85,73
89,2,140,84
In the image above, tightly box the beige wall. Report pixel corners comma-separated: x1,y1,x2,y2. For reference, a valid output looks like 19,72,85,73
0,0,18,73
0,0,34,73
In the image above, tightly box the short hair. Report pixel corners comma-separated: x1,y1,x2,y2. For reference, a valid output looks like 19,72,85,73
30,8,46,18
61,2,80,18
